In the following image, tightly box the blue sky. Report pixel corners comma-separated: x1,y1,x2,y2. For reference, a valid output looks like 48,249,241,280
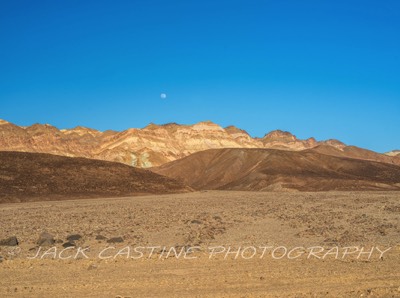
0,0,399,152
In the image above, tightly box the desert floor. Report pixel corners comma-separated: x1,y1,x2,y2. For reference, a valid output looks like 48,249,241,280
0,191,399,297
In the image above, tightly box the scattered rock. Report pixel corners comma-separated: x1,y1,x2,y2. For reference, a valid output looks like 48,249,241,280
190,219,202,225
87,264,98,270
323,238,338,245
66,234,82,242
107,237,124,243
95,235,107,241
0,236,18,246
37,232,55,246
62,242,75,248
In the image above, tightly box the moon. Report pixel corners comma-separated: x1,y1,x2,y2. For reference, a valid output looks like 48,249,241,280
160,93,167,99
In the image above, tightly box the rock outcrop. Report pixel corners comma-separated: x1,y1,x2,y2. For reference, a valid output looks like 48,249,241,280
385,150,400,157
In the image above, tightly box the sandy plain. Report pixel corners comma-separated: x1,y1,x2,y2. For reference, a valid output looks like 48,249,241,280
0,191,399,297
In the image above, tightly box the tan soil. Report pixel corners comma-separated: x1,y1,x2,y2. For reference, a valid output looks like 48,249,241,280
0,191,399,297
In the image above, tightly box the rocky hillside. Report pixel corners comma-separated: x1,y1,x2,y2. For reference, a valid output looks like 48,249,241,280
0,151,191,203
153,148,400,191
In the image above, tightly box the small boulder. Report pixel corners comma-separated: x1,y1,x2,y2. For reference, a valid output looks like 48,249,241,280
107,237,124,243
95,235,107,241
37,232,55,246
87,264,98,270
66,234,82,242
0,236,19,246
62,242,75,248
190,219,202,225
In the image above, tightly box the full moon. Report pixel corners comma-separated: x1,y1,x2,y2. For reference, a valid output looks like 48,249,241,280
160,93,167,99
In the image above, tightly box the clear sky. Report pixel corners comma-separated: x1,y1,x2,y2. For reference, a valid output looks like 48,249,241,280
0,0,399,152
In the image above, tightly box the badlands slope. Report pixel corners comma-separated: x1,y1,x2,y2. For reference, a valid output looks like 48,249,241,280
153,148,400,191
0,151,190,203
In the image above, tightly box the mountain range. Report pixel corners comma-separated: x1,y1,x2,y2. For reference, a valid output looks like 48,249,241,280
1,119,399,168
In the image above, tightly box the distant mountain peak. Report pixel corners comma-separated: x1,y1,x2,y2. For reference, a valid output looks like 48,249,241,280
263,130,297,141
385,150,400,157
322,139,346,149
146,122,180,128
224,125,250,136
191,121,223,131
63,126,101,136
198,120,215,124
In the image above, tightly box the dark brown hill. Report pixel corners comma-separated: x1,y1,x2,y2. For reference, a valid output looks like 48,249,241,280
308,145,400,166
0,151,191,203
153,148,400,191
